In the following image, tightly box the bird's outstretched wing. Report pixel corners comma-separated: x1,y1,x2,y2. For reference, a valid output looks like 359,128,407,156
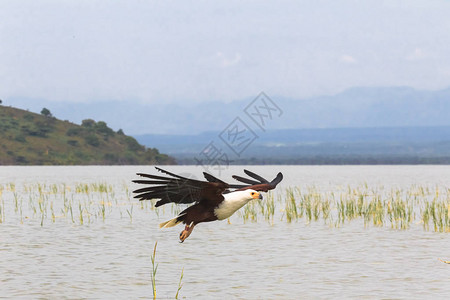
202,172,226,184
133,167,228,207
202,169,284,192
231,170,283,192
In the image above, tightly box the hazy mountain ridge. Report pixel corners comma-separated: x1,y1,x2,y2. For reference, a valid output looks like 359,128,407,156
6,86,450,135
135,126,450,165
136,126,450,147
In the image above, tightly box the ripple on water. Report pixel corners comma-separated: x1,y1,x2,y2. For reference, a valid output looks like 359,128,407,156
1,166,450,299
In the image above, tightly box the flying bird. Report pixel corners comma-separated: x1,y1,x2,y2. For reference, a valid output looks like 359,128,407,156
133,167,283,242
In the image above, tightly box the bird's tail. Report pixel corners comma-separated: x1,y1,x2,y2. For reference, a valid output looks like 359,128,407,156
159,213,186,228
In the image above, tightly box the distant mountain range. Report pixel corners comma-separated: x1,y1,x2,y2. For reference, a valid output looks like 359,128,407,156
7,86,450,135
134,126,450,164
5,85,450,164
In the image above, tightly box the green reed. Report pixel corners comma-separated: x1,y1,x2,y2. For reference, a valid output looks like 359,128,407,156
239,199,258,223
422,200,450,232
0,182,138,225
151,241,158,300
285,187,298,222
126,205,134,223
0,189,4,223
264,192,275,224
148,241,185,299
175,267,184,300
275,184,449,232
1,181,449,233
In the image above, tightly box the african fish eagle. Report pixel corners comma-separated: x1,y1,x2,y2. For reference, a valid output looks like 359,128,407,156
133,167,283,242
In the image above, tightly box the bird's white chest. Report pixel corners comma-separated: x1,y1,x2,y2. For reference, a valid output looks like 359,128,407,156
214,198,249,220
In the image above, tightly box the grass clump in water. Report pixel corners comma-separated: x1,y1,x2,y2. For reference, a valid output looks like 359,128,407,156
1,181,449,233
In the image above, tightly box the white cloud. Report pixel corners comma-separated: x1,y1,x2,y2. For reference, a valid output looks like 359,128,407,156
339,54,357,64
215,52,242,68
406,48,426,61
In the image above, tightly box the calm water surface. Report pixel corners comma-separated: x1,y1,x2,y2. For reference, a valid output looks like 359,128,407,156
1,165,450,299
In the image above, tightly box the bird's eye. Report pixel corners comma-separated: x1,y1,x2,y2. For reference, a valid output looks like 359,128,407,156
251,192,255,195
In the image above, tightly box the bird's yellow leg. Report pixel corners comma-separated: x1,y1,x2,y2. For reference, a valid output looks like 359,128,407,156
179,222,195,243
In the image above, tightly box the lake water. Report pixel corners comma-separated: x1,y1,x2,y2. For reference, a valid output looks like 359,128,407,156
1,165,450,299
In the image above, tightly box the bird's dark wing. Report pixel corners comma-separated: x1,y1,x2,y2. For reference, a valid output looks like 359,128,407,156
133,167,228,207
202,172,236,194
243,169,270,183
203,172,227,184
229,175,260,185
269,172,283,187
230,170,283,192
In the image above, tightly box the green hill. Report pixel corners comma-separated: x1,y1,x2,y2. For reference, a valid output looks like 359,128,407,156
0,105,175,165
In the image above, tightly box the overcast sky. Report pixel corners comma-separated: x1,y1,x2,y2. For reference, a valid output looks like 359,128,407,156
1,0,450,104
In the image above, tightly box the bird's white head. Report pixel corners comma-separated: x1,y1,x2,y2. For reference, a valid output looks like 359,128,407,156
249,189,263,200
236,189,263,200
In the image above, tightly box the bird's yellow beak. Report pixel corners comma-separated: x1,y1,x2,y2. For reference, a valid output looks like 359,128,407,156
252,192,262,199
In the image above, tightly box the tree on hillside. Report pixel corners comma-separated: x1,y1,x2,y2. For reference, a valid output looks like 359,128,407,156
41,108,53,118
95,121,114,137
82,119,96,128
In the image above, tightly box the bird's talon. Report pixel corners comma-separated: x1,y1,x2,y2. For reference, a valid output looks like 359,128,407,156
179,230,188,242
